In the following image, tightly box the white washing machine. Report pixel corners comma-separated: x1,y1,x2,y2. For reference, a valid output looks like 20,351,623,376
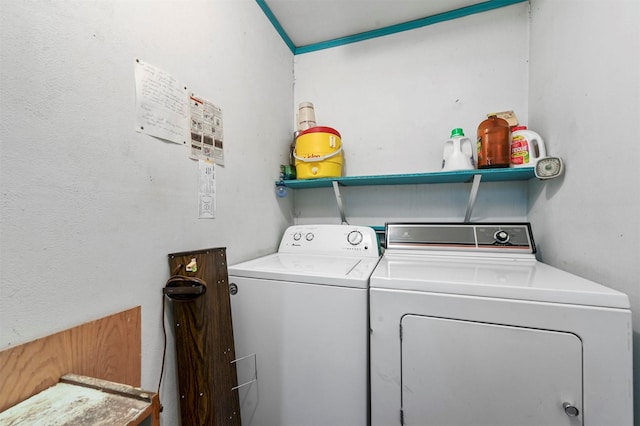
228,224,380,426
370,223,633,426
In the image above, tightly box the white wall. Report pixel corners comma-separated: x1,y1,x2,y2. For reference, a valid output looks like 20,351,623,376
0,1,294,424
292,3,531,225
3,0,639,422
527,0,640,422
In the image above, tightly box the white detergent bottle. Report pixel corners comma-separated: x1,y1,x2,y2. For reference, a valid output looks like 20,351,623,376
442,128,474,171
510,126,547,167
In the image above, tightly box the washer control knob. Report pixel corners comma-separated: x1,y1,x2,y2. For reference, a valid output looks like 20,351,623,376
347,230,363,246
494,230,510,244
563,402,579,417
293,232,302,241
305,232,314,241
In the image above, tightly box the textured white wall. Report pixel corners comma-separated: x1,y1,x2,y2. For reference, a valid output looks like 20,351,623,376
292,3,531,225
527,0,640,421
3,0,638,422
0,1,293,423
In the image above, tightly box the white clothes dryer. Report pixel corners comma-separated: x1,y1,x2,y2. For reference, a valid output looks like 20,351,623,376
370,223,633,426
228,224,380,426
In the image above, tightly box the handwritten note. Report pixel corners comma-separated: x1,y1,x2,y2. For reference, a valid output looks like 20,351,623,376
134,59,188,144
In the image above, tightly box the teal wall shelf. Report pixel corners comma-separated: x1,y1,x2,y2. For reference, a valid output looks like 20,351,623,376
277,167,536,189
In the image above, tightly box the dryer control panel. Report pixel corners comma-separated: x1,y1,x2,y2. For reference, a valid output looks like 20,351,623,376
279,224,380,257
385,223,535,254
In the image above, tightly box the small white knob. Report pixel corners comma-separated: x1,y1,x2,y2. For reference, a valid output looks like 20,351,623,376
347,230,363,245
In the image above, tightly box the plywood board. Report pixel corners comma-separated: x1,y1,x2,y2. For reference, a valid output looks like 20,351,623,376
0,307,141,412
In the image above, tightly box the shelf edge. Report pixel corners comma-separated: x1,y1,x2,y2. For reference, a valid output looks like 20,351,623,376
278,168,535,189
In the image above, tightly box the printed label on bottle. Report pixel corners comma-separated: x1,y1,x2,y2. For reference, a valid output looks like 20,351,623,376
511,135,529,165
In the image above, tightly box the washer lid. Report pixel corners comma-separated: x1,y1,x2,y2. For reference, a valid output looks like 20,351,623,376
228,253,380,289
370,253,630,308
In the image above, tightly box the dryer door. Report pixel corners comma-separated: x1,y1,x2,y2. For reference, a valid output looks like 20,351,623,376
401,315,583,426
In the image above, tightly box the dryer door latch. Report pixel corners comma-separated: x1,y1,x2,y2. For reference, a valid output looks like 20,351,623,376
563,402,580,417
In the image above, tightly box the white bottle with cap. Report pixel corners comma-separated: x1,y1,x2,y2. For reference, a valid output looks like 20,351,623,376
442,128,475,171
510,126,547,168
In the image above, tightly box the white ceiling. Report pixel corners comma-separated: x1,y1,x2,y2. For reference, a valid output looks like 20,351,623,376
261,0,516,52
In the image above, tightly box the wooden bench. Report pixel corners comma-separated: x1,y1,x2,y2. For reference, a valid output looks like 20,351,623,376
0,373,159,425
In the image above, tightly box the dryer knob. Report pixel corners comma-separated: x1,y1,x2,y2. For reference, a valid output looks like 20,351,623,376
494,230,510,244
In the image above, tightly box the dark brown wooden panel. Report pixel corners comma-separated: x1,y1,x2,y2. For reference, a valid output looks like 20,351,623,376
167,247,240,426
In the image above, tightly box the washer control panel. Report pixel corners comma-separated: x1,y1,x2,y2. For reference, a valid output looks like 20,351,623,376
279,225,379,257
385,223,535,254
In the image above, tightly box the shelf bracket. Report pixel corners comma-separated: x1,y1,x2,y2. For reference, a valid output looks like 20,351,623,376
332,181,349,224
464,174,482,223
